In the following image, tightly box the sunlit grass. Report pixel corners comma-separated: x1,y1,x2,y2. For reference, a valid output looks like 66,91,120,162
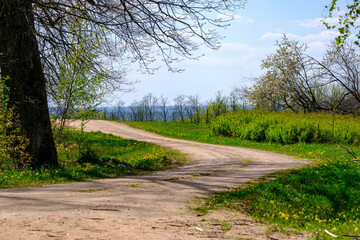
0,128,185,188
196,157,360,239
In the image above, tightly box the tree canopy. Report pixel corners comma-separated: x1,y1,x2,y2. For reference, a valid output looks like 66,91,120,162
0,0,246,167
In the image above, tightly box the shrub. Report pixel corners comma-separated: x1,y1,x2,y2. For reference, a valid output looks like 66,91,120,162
211,110,360,145
0,76,30,170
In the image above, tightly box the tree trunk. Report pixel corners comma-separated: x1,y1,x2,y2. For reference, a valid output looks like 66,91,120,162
0,1,58,167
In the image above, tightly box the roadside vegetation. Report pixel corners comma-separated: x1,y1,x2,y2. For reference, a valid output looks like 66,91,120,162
124,110,360,239
212,110,360,145
0,127,183,189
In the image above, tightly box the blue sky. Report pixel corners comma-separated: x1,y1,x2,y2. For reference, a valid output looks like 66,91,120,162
114,1,342,105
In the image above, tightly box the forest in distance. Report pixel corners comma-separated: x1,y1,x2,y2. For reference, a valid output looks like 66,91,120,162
50,90,249,123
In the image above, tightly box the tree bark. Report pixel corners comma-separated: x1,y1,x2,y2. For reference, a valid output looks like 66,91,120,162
0,0,58,167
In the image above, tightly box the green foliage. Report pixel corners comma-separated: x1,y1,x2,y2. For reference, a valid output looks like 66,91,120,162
0,76,30,170
55,34,108,110
325,0,360,45
211,110,360,145
207,99,229,118
51,16,111,140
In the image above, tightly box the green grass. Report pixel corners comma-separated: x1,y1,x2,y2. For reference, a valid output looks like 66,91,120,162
123,120,360,238
124,121,210,141
123,121,351,162
196,160,360,239
0,128,185,188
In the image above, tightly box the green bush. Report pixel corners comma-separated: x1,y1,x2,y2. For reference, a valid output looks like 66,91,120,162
211,110,360,145
0,76,30,170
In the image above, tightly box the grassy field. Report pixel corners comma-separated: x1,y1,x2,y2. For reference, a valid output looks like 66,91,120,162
0,128,184,188
124,118,360,239
211,110,360,145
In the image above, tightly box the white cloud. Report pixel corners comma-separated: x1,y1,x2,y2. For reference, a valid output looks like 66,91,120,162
300,31,338,42
220,43,255,51
247,18,255,23
259,31,340,58
220,43,275,56
217,13,254,23
306,41,328,55
260,31,338,43
260,32,283,40
187,43,275,72
260,32,300,40
294,18,339,28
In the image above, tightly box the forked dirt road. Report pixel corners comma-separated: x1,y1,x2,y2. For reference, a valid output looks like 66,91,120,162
0,120,309,240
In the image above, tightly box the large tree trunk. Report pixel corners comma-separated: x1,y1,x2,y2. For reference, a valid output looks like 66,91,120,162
0,1,58,167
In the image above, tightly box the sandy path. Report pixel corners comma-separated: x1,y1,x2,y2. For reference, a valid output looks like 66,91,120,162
0,120,309,240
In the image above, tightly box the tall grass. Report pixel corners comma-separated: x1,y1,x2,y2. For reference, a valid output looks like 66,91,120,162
211,110,360,145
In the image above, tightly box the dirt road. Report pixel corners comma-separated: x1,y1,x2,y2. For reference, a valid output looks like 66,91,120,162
0,120,308,239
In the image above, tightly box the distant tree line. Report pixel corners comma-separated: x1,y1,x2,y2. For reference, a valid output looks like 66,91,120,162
61,88,249,124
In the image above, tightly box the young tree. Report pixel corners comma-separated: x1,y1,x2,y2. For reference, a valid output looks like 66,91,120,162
229,85,249,110
174,95,186,122
248,72,287,111
186,95,202,124
53,18,110,139
113,100,127,121
142,93,158,121
0,0,246,167
160,95,169,122
208,91,229,117
249,36,324,112
129,101,145,122
201,100,212,124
